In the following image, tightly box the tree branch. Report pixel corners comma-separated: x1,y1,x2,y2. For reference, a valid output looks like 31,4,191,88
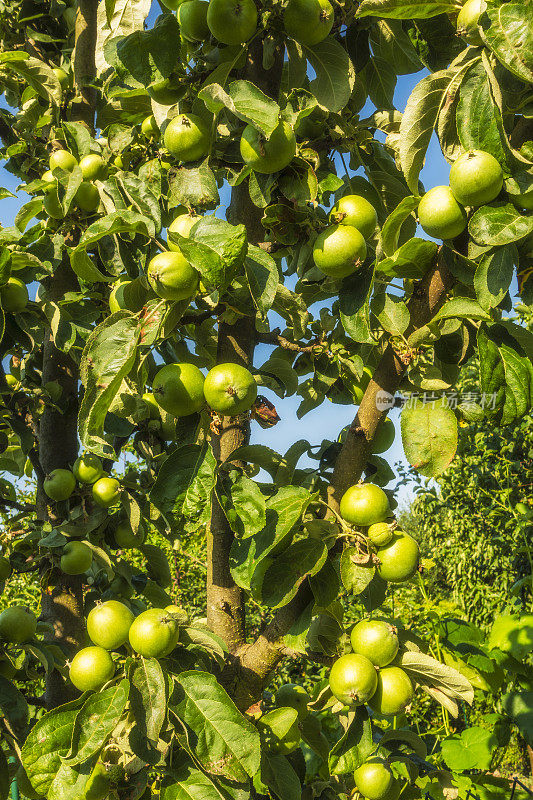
224,250,454,709
181,303,226,326
256,329,321,353
328,249,454,509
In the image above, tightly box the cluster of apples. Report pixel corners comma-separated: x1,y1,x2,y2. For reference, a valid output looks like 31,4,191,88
40,148,106,218
417,148,531,241
43,453,120,511
313,194,378,279
325,481,422,799
68,600,187,692
149,359,258,418
160,0,335,50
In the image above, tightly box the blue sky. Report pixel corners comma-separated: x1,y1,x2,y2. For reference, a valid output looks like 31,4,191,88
0,42,452,508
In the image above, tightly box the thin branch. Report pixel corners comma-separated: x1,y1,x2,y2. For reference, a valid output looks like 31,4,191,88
256,329,322,353
0,498,34,512
181,303,226,326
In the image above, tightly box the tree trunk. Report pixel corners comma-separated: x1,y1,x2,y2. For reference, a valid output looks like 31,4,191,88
40,0,98,709
206,38,283,652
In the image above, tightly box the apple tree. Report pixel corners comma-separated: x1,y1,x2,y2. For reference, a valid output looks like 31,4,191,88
0,0,532,797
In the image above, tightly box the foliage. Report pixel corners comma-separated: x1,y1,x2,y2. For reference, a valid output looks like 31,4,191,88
0,0,531,797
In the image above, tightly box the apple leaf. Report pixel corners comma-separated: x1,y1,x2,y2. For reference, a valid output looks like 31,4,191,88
401,397,458,477
469,203,533,246
304,37,355,113
474,244,517,310
198,80,281,138
262,538,327,608
357,0,460,18
173,670,261,782
481,0,533,84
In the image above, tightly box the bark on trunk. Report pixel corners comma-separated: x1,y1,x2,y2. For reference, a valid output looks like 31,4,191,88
206,38,284,652
40,0,98,709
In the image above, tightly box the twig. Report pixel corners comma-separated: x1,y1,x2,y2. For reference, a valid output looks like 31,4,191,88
256,329,321,353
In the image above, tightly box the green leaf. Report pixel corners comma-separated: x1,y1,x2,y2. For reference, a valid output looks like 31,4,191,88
71,211,155,279
129,658,168,764
401,397,458,477
300,713,330,762
161,766,230,800
474,244,517,310
380,196,419,257
399,68,462,195
47,761,93,800
150,445,211,529
174,670,261,782
181,444,217,530
172,217,247,292
362,57,396,110
432,296,491,322
116,14,180,85
396,650,474,704
64,680,129,765
244,245,279,317
114,171,162,232
477,323,533,426
328,709,373,775
198,80,280,138
168,162,220,209
0,51,62,105
469,203,533,246
258,353,299,398
304,37,355,113
22,698,84,797
481,0,533,84
0,674,28,737
262,538,327,608
15,198,43,233
502,691,533,745
456,60,511,171
259,752,302,800
357,0,460,18
339,267,374,343
61,122,92,161
221,471,266,539
225,444,282,478
95,0,152,73
340,549,376,594
274,440,310,484
377,237,436,279
370,19,423,75
441,727,498,771
230,486,312,590
309,559,340,609
139,543,172,587
78,313,142,457
258,707,298,743
273,284,309,340
371,292,410,336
